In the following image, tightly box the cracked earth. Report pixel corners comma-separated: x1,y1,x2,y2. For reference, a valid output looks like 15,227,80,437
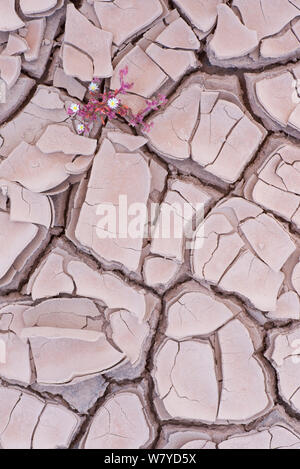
1,0,300,450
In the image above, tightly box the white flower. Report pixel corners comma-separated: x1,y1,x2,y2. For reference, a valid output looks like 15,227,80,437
77,123,85,134
292,79,300,104
69,103,80,114
89,82,99,92
107,97,119,110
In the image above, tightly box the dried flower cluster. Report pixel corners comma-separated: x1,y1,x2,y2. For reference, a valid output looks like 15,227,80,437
67,67,167,135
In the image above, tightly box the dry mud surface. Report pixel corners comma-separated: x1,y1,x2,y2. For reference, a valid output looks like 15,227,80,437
1,0,300,450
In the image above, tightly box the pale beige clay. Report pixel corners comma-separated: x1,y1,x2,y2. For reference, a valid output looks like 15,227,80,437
0,0,299,451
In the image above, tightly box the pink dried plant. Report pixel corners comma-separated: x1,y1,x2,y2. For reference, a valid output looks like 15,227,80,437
67,66,167,135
